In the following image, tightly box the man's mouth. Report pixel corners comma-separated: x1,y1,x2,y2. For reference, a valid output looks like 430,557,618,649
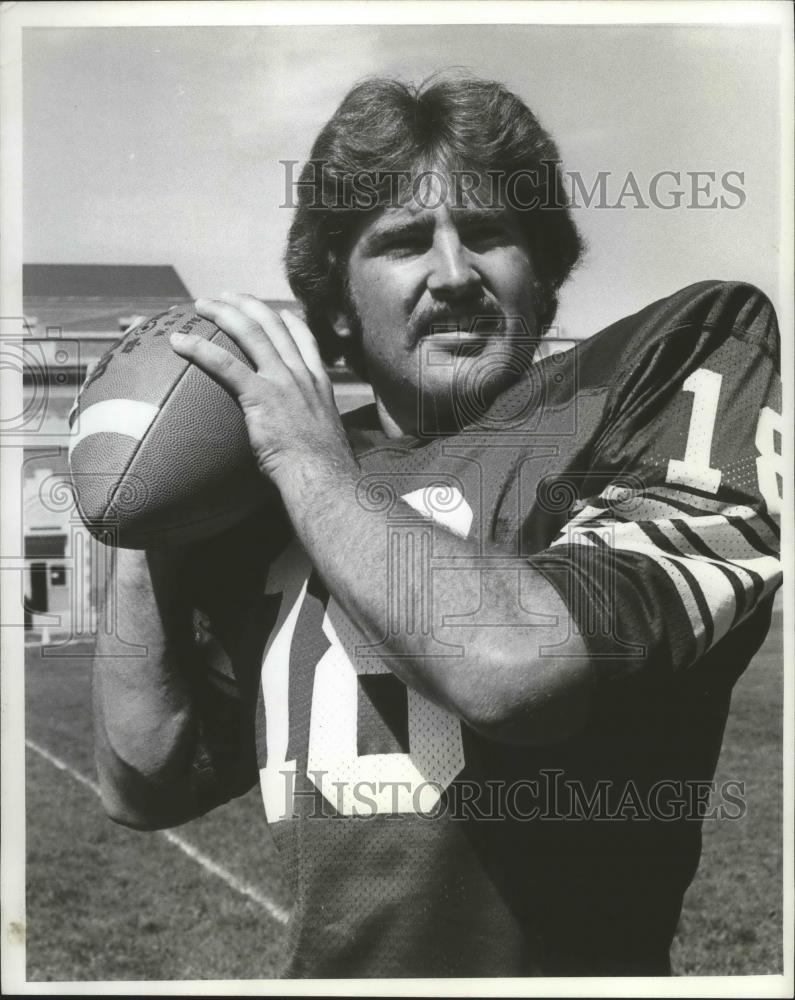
419,322,498,359
421,314,506,340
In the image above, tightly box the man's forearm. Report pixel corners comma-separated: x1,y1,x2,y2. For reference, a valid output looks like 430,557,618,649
93,547,203,828
274,455,592,745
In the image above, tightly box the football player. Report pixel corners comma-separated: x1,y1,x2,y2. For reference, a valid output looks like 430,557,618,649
93,76,782,977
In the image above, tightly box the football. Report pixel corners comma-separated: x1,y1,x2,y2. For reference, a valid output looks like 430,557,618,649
68,304,273,548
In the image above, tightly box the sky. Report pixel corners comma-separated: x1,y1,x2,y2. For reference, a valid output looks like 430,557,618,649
22,20,784,340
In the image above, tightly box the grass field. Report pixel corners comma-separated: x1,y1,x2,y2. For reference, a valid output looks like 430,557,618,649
23,602,783,982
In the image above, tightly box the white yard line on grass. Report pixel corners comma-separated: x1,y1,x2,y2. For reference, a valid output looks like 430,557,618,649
25,738,290,926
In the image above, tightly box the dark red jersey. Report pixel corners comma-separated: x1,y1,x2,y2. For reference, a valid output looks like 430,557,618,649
248,281,781,977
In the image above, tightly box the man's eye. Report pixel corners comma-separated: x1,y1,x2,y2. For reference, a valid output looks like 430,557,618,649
382,235,428,256
463,225,507,248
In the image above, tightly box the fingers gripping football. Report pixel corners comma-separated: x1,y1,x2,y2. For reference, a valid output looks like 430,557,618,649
209,293,331,392
170,295,351,485
170,328,258,396
200,293,303,374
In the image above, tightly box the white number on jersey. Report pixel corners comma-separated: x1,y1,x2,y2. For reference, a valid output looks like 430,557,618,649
666,368,723,494
259,488,473,821
755,405,782,515
665,366,782,516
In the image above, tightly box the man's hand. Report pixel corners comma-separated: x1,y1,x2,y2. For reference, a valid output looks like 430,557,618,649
169,293,358,489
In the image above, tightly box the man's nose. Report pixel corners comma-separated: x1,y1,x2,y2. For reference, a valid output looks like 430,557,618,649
426,228,481,301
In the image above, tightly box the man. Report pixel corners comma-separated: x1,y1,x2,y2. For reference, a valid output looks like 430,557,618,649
93,76,782,977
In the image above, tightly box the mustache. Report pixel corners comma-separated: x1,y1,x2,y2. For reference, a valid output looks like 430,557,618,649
412,299,507,344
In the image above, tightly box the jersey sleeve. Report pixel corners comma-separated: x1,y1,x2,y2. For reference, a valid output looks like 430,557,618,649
531,282,782,681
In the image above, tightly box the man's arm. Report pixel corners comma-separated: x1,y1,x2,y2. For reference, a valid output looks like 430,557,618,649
274,457,592,746
93,544,257,829
94,546,200,828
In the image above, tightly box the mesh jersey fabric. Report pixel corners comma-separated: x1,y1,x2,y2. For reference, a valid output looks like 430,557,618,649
212,280,781,977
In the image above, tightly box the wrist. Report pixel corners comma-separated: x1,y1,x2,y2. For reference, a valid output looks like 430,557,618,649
270,449,360,525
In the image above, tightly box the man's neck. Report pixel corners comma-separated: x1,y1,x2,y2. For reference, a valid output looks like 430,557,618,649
374,392,469,441
374,395,411,439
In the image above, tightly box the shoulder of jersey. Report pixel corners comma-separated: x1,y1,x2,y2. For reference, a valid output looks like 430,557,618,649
565,280,779,397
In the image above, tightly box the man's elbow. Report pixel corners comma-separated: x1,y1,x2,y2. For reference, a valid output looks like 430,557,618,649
95,754,203,831
460,650,593,747
98,778,177,831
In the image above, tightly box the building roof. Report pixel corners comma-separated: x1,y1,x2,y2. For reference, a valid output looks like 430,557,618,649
23,263,191,299
22,263,194,335
22,263,298,336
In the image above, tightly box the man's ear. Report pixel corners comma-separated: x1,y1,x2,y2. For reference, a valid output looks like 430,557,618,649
329,310,353,339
